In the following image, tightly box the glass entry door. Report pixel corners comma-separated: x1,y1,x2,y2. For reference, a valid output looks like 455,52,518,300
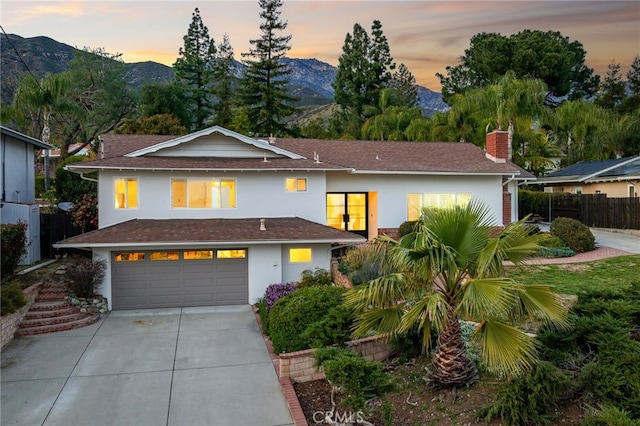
326,193,368,237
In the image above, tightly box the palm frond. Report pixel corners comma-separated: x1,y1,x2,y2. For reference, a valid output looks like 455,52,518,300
398,293,448,340
344,273,407,311
350,306,406,339
458,277,517,320
474,319,539,377
510,284,571,330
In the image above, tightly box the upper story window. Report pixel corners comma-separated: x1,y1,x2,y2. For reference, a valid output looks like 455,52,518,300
407,192,472,221
285,178,307,192
114,178,138,209
171,178,236,209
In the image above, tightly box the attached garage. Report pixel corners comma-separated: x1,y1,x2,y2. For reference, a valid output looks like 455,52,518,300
111,249,248,310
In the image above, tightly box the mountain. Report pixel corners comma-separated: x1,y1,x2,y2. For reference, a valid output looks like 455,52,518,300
1,34,448,114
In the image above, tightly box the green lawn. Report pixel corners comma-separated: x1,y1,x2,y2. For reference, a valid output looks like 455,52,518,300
507,254,640,295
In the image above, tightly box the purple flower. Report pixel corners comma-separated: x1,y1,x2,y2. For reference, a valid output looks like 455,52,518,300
264,282,297,310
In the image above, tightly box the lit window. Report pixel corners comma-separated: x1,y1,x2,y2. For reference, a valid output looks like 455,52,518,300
114,252,145,261
114,178,138,209
285,178,307,192
407,193,472,220
171,178,236,209
289,248,312,263
217,249,246,259
150,251,179,261
184,250,214,260
574,187,583,195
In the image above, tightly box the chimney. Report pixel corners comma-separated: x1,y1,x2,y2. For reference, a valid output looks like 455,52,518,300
485,130,510,163
260,218,266,231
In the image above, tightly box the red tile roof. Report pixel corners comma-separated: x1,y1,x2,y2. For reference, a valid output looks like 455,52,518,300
55,217,366,247
70,133,531,177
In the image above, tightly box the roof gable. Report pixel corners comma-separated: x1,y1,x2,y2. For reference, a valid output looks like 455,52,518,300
1,125,52,149
124,126,304,160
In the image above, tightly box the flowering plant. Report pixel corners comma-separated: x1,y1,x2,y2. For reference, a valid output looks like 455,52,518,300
69,193,98,232
264,282,297,311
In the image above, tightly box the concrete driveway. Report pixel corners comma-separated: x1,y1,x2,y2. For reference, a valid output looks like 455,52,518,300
1,306,293,426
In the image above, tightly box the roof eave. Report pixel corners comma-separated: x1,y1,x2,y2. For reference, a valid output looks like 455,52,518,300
54,237,366,249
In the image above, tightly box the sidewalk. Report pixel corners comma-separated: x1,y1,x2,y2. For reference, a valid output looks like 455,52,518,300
518,245,633,265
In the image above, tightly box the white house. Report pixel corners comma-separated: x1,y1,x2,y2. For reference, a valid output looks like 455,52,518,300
55,127,531,310
0,125,52,264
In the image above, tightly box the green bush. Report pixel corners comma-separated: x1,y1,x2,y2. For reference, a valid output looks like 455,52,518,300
314,347,393,410
479,361,572,425
296,268,332,288
269,286,348,353
1,281,26,316
1,223,27,282
538,234,566,248
583,405,640,426
35,174,45,198
255,299,268,334
550,217,595,253
397,220,418,238
302,303,354,349
67,255,106,298
54,155,97,204
538,247,576,258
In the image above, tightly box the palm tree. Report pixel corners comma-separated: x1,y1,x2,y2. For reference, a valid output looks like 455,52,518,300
345,202,569,388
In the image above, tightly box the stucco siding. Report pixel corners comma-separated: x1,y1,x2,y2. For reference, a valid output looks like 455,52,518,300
248,245,282,304
281,243,331,285
1,135,36,203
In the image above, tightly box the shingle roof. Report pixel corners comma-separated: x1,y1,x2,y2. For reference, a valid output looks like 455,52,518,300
538,156,640,184
74,133,530,177
545,157,635,178
54,217,366,248
1,125,52,149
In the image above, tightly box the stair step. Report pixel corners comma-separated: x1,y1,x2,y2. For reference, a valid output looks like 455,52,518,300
29,301,72,312
36,293,67,302
15,315,99,337
19,312,91,328
24,306,78,320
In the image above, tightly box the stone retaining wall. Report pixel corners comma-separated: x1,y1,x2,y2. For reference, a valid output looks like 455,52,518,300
1,282,43,350
279,335,394,383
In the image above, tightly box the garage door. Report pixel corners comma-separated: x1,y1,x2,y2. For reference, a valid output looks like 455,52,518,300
111,249,248,310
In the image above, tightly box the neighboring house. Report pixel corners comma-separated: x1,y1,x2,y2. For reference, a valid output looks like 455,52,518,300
54,127,531,310
0,125,52,264
537,156,640,197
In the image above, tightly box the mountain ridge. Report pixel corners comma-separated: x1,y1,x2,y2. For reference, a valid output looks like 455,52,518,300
1,34,448,114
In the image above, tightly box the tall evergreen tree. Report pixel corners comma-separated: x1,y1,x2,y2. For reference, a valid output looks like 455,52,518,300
627,55,640,96
173,8,216,131
212,34,237,128
240,0,295,137
332,20,395,138
595,61,627,110
391,63,418,107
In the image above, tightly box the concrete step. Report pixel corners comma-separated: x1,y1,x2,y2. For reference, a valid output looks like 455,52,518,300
19,312,91,328
15,314,99,337
24,305,78,320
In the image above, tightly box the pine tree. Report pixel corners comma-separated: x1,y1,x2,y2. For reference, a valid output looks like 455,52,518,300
212,34,237,128
332,20,395,138
391,63,418,107
240,0,295,137
595,61,627,110
173,8,216,131
627,55,640,96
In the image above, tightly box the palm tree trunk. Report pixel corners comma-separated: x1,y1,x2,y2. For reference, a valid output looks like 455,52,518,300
430,309,478,388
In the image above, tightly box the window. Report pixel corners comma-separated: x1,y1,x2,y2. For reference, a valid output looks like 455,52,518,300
289,248,311,263
216,249,246,259
629,185,636,198
150,251,179,261
184,250,214,260
171,178,236,209
114,178,138,209
114,252,145,261
574,187,583,195
407,192,472,221
285,178,307,192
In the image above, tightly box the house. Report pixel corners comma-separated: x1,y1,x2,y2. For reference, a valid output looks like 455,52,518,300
537,156,640,197
54,127,531,310
1,125,52,264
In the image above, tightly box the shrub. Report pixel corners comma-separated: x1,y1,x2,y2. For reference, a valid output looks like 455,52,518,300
550,217,595,253
397,220,418,238
479,361,573,425
297,268,332,288
269,286,348,353
255,299,268,333
341,244,386,286
54,155,97,204
67,255,106,298
538,247,576,258
538,234,566,248
0,281,26,316
302,303,354,348
1,223,27,282
314,347,393,410
583,405,639,426
68,193,98,231
263,282,297,311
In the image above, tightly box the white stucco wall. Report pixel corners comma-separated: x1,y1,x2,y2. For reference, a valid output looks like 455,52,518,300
247,244,282,304
98,170,327,228
326,172,504,227
1,134,36,203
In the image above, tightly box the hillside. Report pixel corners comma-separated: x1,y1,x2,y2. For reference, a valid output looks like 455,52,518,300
1,34,448,114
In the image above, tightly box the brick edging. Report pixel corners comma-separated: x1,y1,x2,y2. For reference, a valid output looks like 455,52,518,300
1,282,44,350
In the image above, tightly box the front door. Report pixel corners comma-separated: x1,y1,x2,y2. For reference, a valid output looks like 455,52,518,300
326,193,368,238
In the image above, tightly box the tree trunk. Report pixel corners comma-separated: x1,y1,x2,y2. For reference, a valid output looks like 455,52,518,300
430,309,478,388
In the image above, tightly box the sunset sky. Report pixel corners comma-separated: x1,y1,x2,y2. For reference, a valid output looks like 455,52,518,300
3,1,639,91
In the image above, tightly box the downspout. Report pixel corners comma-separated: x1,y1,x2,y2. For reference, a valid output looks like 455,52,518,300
79,173,98,183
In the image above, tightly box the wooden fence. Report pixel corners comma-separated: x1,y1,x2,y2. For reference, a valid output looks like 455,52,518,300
520,193,640,230
40,213,84,258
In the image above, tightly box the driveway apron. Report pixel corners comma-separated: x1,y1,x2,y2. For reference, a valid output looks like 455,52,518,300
1,305,293,426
